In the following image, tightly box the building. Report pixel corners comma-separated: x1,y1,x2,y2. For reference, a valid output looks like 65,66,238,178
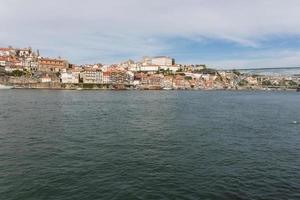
38,58,68,72
102,72,111,84
17,48,32,57
82,69,102,84
61,72,72,83
151,56,175,66
40,74,52,83
0,48,15,57
160,65,180,73
141,74,163,87
162,76,174,89
141,56,175,66
108,69,134,84
139,65,160,73
0,57,10,67
61,71,80,84
245,76,258,85
173,75,186,89
142,56,176,66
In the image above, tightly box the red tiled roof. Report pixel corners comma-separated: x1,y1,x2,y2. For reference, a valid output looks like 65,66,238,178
103,72,110,76
0,56,9,61
39,57,65,62
84,68,100,72
0,48,13,51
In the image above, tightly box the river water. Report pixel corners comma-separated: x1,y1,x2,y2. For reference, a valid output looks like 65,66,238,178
0,90,299,200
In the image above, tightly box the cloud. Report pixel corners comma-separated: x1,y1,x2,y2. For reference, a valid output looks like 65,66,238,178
203,50,300,69
1,0,300,67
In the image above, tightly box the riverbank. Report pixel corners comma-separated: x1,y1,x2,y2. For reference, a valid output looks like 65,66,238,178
1,83,299,92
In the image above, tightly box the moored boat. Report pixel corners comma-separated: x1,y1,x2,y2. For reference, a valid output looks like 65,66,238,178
0,84,14,89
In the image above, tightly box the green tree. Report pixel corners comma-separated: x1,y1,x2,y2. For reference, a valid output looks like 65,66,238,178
185,76,193,80
11,70,26,77
238,79,249,86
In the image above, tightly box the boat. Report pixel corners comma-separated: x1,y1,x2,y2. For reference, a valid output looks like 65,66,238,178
0,84,14,89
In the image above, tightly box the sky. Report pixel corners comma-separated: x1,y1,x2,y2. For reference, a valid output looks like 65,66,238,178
1,0,300,69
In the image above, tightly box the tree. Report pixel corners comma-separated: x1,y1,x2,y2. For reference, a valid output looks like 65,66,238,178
262,80,272,86
11,70,26,77
238,79,249,86
287,80,298,86
176,68,183,73
185,76,193,80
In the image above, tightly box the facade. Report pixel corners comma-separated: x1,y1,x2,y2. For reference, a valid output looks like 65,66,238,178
0,65,5,75
41,74,52,83
0,57,10,67
160,65,180,73
245,76,258,85
0,48,15,57
109,70,134,84
17,48,32,57
38,58,68,72
162,76,174,89
141,74,163,86
61,71,80,84
151,56,174,66
102,72,111,84
141,56,175,66
139,65,160,73
173,75,190,89
82,69,102,84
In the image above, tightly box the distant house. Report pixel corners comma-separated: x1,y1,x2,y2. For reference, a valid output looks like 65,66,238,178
141,56,175,66
61,70,80,84
0,48,15,57
0,57,10,67
17,48,32,57
160,65,180,73
102,72,110,84
245,76,258,85
38,58,68,73
82,69,102,84
139,65,160,73
41,74,52,83
141,74,163,86
108,68,134,84
0,65,5,74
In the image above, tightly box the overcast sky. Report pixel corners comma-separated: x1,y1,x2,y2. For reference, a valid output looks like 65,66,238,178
1,0,300,68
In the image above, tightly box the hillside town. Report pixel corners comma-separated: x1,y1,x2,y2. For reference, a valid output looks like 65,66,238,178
0,46,300,91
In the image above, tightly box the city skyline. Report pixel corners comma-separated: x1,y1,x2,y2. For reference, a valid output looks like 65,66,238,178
1,0,300,68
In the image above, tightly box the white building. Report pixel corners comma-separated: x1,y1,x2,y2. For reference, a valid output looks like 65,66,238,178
184,72,202,79
126,71,134,84
0,59,9,67
141,56,175,66
140,65,160,73
41,75,52,83
128,65,159,73
151,56,174,66
61,72,80,84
